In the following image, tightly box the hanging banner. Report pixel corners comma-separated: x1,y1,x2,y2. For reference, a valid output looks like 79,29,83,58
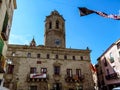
78,7,120,20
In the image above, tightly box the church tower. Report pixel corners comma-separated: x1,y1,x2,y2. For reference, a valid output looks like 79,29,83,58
44,10,66,48
30,38,36,47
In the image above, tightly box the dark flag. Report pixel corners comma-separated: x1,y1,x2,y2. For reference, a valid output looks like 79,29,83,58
78,7,120,20
78,7,95,16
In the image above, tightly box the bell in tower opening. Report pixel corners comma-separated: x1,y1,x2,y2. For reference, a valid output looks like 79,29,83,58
44,10,66,48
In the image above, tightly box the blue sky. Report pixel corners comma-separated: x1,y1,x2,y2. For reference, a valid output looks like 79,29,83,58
9,0,120,64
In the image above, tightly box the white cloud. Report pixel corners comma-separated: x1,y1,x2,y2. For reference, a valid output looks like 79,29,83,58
9,33,32,45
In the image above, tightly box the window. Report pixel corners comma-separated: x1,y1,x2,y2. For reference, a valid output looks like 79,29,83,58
109,52,114,63
1,12,9,40
27,53,31,58
30,86,37,90
53,83,62,90
110,57,114,63
30,67,36,74
41,68,47,73
73,56,75,60
0,54,2,60
106,69,110,75
104,57,107,66
0,0,2,4
67,69,72,77
11,52,15,57
37,54,40,58
109,52,112,57
7,64,14,74
80,56,83,60
9,0,11,7
55,39,61,45
0,39,4,53
49,21,52,29
55,54,58,59
100,69,103,74
56,20,59,29
62,23,64,29
0,79,2,85
47,54,50,59
102,80,105,85
113,66,116,73
76,69,81,77
119,51,120,56
0,0,2,7
54,66,60,75
117,42,120,49
37,61,41,64
64,55,67,60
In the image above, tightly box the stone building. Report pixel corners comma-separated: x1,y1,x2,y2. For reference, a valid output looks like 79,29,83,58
96,39,120,90
5,10,94,90
0,0,17,87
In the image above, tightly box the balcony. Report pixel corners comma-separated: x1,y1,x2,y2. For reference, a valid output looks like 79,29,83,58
65,74,84,83
65,75,74,82
53,74,61,81
27,73,49,82
78,75,84,81
105,73,118,80
4,74,13,82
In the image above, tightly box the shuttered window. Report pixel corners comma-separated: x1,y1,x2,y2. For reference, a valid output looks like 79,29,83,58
0,39,4,54
2,12,8,33
0,0,2,3
1,12,9,40
30,67,36,74
7,64,14,74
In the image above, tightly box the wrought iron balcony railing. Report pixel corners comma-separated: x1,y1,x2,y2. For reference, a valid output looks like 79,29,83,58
105,72,118,80
65,74,84,83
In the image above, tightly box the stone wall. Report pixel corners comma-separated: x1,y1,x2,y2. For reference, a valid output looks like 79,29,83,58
6,45,94,90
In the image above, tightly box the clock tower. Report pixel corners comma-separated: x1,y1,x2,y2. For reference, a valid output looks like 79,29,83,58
44,10,66,48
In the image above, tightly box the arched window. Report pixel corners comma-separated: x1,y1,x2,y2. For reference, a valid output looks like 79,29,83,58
80,56,83,60
47,54,50,59
56,20,59,29
73,56,75,60
62,23,64,29
64,55,67,60
49,21,52,29
55,54,58,59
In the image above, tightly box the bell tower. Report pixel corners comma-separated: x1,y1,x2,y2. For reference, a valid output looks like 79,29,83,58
44,10,66,48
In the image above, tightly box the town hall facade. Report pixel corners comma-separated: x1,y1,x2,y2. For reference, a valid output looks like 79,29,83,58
4,10,94,90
